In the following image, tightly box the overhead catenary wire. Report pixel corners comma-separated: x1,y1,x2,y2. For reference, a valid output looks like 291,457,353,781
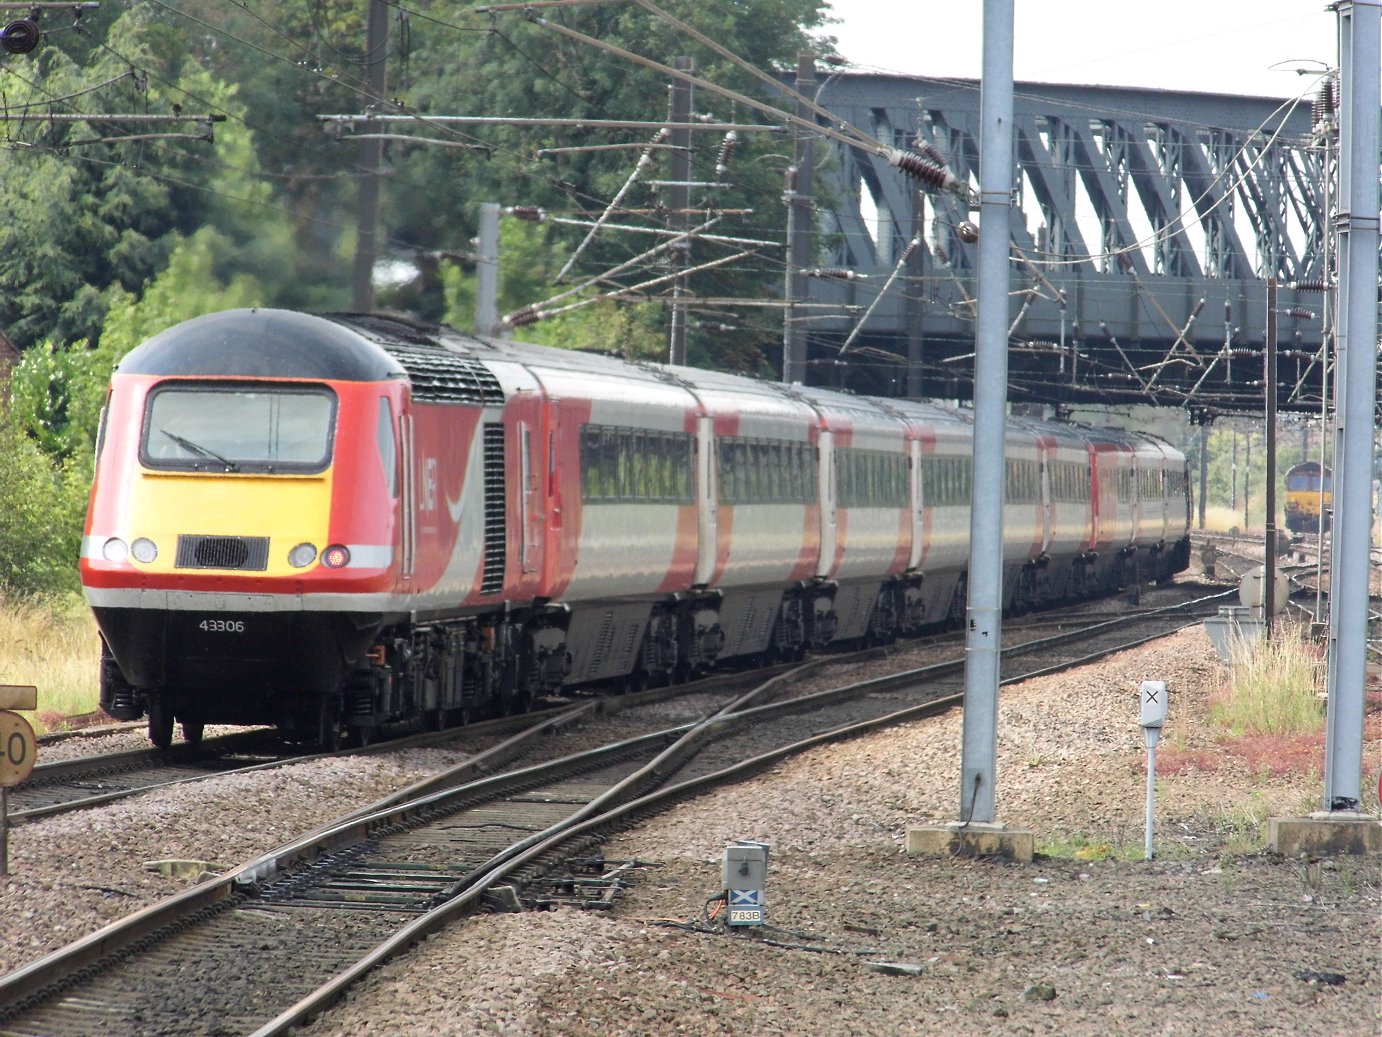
504,214,731,319
9,0,1335,398
171,1,1338,298
557,127,668,280
838,237,919,355
505,247,757,326
521,13,972,199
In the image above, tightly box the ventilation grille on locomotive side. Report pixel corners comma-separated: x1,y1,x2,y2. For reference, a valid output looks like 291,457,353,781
480,423,506,595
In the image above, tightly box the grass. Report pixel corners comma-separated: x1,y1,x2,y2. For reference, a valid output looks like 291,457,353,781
0,596,101,735
1035,833,1140,861
1198,504,1279,535
1210,622,1326,739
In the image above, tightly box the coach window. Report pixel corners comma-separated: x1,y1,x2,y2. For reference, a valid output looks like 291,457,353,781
377,398,398,497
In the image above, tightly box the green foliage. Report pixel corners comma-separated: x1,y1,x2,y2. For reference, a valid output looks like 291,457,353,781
0,416,88,601
100,230,269,360
381,0,830,372
3,0,835,373
435,218,666,359
1189,420,1326,528
8,343,109,464
0,5,336,351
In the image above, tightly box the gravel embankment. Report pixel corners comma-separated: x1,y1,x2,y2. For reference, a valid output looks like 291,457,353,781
3,623,1378,1036
299,626,1380,1037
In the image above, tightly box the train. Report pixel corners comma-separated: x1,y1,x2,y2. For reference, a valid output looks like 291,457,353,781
80,308,1193,749
1284,460,1332,535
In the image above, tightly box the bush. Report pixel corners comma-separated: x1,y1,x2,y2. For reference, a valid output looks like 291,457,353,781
0,415,88,601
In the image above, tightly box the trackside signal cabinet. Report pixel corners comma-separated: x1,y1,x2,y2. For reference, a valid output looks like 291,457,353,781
722,841,769,926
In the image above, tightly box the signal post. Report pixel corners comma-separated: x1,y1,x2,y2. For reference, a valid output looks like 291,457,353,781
0,685,38,876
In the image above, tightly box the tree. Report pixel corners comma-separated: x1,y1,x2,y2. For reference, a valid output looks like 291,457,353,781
376,0,833,373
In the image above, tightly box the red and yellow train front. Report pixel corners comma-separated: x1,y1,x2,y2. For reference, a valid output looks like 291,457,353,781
80,309,407,728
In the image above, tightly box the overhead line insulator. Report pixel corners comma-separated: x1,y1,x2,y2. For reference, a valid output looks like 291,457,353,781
884,148,964,197
715,130,738,179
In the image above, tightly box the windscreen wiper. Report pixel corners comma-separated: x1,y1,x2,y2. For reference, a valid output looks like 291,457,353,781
159,428,240,472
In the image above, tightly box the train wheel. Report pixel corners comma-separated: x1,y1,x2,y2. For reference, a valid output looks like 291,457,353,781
317,700,345,752
179,720,205,747
348,724,375,749
148,697,174,750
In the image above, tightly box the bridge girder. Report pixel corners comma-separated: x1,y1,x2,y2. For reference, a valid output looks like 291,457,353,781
803,75,1354,417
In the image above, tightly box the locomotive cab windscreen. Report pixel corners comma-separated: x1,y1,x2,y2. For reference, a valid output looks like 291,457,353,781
140,382,337,474
1285,465,1331,493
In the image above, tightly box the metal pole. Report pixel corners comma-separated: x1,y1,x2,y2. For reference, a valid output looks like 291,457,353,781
1197,424,1209,530
1244,430,1251,530
959,0,1013,825
667,57,693,366
1143,743,1157,860
352,0,390,311
1316,113,1335,623
906,189,927,397
782,52,815,384
1264,280,1278,632
475,202,500,338
1324,0,1380,812
1231,432,1238,511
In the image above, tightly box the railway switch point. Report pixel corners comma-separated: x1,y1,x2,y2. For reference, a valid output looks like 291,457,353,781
906,822,1034,863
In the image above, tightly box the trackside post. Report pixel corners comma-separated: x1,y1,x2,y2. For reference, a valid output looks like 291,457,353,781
0,684,39,877
1140,680,1169,860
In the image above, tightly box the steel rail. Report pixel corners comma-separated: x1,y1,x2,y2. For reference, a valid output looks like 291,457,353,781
0,599,1226,1031
247,601,1219,1036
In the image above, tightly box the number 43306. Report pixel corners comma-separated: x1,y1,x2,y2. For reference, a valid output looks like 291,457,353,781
199,619,245,633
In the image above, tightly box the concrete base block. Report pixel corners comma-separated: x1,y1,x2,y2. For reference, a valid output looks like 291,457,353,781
1268,813,1382,856
906,822,1035,863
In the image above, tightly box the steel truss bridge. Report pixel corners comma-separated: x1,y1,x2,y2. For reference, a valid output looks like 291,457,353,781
801,74,1357,420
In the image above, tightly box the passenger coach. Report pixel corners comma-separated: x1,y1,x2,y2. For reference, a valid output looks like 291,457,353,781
81,309,1192,748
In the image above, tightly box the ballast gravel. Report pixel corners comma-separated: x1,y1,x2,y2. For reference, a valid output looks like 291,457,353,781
298,626,1381,1037
2,623,1379,1036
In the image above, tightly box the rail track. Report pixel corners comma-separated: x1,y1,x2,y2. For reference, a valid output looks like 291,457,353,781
14,583,1225,824
9,672,779,824
0,591,1231,1036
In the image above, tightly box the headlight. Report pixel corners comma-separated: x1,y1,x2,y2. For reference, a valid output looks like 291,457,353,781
131,538,158,564
102,538,129,562
321,544,351,569
288,542,318,568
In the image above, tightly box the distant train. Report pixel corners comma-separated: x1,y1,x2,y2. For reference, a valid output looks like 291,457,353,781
1284,460,1332,534
80,309,1193,749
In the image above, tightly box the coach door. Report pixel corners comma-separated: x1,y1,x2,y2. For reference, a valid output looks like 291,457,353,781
817,429,836,577
515,410,546,580
399,413,415,579
694,414,717,587
907,438,925,570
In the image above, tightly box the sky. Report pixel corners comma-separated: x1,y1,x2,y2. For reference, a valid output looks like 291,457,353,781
822,1,1340,99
